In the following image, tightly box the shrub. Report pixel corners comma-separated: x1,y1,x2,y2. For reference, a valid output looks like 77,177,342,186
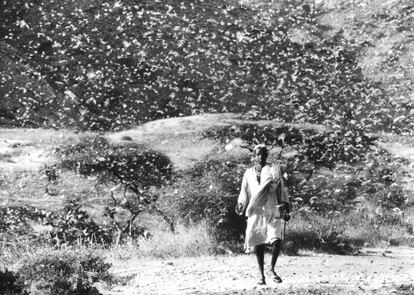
160,156,249,244
375,184,407,210
304,129,377,168
17,248,112,295
203,124,378,168
0,207,33,234
286,210,366,254
203,124,311,147
59,135,173,192
58,135,174,241
45,196,114,246
0,268,27,295
0,201,113,247
0,206,48,235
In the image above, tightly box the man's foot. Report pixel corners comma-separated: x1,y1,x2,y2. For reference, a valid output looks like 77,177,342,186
257,278,266,285
267,270,282,283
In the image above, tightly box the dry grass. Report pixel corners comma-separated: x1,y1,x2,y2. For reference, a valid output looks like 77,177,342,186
0,221,215,272
106,221,217,262
287,208,414,254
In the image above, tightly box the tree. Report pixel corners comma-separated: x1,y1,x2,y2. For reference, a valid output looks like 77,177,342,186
59,135,174,243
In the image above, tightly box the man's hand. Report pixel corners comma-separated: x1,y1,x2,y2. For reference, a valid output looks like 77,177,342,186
282,212,291,222
235,203,244,215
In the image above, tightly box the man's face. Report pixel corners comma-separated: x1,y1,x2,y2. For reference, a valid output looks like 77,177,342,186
254,149,268,166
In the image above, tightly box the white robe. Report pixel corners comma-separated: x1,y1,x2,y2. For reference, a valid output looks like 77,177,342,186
238,164,289,253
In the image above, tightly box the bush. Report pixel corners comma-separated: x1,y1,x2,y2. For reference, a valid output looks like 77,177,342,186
45,196,114,246
0,206,39,234
161,157,249,244
286,210,366,254
304,129,377,168
373,184,407,210
17,248,112,295
59,135,173,191
203,124,378,168
203,124,311,147
0,268,27,295
0,201,113,247
58,135,174,242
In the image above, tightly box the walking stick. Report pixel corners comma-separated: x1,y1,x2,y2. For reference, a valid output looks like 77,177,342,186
280,211,290,254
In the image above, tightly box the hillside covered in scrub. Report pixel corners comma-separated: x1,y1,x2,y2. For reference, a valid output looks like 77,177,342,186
1,0,413,133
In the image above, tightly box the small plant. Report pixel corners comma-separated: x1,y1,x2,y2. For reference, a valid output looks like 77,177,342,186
0,268,27,295
0,201,113,248
378,184,407,210
17,248,112,295
45,196,114,246
0,206,46,234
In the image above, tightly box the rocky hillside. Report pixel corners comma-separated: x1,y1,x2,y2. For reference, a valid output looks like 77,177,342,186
0,0,413,132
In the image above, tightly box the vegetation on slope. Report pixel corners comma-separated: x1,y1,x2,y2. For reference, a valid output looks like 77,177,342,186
316,0,414,125
1,0,412,132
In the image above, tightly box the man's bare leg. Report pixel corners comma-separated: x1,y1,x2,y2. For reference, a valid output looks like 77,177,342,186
269,239,282,283
255,244,266,285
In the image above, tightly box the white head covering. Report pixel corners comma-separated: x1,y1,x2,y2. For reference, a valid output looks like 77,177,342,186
253,144,268,154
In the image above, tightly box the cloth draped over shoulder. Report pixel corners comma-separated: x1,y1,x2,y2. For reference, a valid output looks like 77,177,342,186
237,164,289,253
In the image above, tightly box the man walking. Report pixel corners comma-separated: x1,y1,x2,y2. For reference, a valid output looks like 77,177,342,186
236,145,290,285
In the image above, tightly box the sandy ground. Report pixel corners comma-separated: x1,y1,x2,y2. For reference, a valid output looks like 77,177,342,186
99,247,414,295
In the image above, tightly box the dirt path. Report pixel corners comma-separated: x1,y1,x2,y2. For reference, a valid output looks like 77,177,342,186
99,247,414,295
